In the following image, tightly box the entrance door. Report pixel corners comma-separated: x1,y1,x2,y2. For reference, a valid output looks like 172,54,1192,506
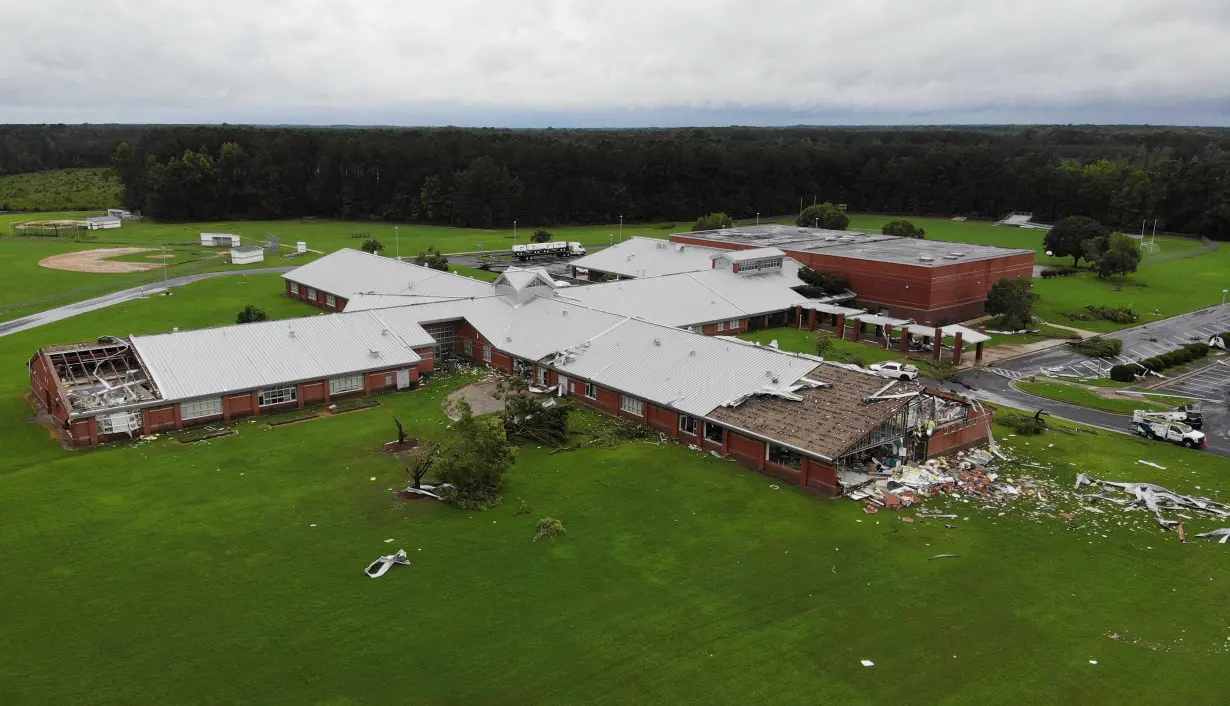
557,374,568,397
396,369,411,390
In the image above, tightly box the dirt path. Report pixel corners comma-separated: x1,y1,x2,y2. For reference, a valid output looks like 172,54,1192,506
444,379,506,419
39,248,159,273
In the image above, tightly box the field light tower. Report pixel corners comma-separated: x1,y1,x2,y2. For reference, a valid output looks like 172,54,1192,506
395,225,399,261
1222,289,1228,306
618,215,623,243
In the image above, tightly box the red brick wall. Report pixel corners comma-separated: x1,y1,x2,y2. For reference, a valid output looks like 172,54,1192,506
701,318,746,335
927,407,993,457
144,406,176,432
28,352,71,423
728,431,765,469
805,459,840,498
301,381,326,404
646,404,678,437
225,393,254,419
414,347,436,373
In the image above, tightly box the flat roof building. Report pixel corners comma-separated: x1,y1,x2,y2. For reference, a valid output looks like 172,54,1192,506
671,225,1035,324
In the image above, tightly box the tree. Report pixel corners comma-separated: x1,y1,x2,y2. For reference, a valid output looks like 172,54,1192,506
985,277,1038,330
813,330,835,357
796,267,850,298
433,399,516,510
404,442,440,490
361,238,384,254
797,203,849,230
532,228,552,243
691,212,733,231
1044,216,1109,267
414,245,449,271
236,305,268,324
494,376,570,446
882,219,925,238
1093,232,1142,279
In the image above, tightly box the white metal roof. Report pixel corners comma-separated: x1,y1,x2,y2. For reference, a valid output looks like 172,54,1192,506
130,310,433,401
283,248,492,301
567,237,725,278
852,313,913,328
798,302,865,316
901,323,991,344
712,247,787,263
551,316,823,416
557,269,805,328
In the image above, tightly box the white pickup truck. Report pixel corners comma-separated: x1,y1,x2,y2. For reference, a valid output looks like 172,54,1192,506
1131,410,1207,449
868,361,919,381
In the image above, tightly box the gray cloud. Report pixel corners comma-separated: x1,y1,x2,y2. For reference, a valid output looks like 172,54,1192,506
1,0,1227,125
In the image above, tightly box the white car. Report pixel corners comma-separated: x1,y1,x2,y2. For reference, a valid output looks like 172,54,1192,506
868,361,919,380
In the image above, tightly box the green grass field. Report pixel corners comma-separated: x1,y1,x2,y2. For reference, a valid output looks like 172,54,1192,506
5,275,1230,701
1014,379,1173,414
0,168,122,212
737,327,900,366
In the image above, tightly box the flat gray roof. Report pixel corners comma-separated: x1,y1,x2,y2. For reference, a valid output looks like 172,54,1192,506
677,224,1033,268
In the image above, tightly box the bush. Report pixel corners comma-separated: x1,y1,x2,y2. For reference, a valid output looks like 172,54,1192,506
1068,337,1123,358
1109,364,1138,382
1001,411,1047,436
533,517,566,542
236,304,268,324
1140,357,1165,372
1039,266,1080,279
1184,342,1210,358
1065,305,1137,324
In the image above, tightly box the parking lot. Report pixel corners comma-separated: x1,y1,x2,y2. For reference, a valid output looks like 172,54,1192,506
1153,359,1230,402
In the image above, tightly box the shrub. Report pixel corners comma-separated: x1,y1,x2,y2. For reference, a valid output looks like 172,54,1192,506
1068,337,1123,358
1184,342,1210,358
1001,411,1047,436
236,304,268,324
533,517,566,542
1065,305,1138,324
1140,357,1165,372
1040,266,1080,279
1109,364,1138,382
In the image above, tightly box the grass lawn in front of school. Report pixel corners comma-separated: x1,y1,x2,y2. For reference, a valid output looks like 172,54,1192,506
6,275,1230,701
737,326,901,366
1014,379,1175,415
447,264,500,282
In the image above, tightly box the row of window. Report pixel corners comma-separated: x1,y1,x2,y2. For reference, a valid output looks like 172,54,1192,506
715,319,741,332
289,282,340,307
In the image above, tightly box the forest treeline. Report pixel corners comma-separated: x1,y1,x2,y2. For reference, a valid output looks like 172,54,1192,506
5,124,1230,238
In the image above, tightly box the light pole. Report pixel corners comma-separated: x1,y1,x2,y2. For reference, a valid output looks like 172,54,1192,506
618,215,623,243
756,212,760,226
161,246,167,283
513,220,517,248
1222,289,1228,306
394,225,399,261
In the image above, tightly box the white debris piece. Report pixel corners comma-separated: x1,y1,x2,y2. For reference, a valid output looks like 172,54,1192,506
1137,460,1167,470
364,549,410,578
860,660,875,667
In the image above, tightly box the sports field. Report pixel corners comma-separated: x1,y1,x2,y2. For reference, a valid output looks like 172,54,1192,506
3,275,1230,702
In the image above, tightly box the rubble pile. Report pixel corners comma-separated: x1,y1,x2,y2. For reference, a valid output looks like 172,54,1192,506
844,447,1044,511
1075,473,1230,531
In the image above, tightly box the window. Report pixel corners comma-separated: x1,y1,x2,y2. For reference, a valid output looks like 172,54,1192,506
537,367,548,386
329,374,363,395
96,410,141,435
325,294,336,307
727,319,741,330
686,325,702,334
463,339,473,356
289,282,299,295
258,385,297,407
679,415,697,435
768,444,802,469
181,397,222,420
620,395,644,416
716,321,726,332
482,344,492,363
584,382,597,399
425,325,456,357
704,422,724,444
306,287,317,300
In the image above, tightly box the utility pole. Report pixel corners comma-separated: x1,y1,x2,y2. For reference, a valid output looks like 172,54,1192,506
1151,218,1157,250
513,220,517,248
756,212,760,226
161,246,167,283
618,215,623,243
395,225,400,261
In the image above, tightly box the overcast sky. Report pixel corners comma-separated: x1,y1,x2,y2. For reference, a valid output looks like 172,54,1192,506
3,0,1228,126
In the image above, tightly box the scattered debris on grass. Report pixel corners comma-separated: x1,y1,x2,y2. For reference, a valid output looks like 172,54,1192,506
364,549,410,579
1075,473,1230,528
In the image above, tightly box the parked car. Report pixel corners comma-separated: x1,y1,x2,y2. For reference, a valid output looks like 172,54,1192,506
868,361,919,381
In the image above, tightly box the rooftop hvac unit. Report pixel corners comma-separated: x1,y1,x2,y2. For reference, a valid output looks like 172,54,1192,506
676,244,685,252
919,256,935,262
369,350,380,358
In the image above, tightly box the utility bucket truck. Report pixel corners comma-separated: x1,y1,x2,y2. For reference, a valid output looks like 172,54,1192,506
1131,410,1207,449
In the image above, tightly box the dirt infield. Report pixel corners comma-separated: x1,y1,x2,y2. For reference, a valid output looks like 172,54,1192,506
39,248,159,273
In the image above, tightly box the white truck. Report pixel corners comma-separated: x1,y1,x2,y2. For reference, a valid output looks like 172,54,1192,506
868,361,919,381
511,241,586,260
1131,410,1207,449
1135,404,1203,429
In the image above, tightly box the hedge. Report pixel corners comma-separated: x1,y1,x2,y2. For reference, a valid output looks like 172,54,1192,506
1068,337,1124,358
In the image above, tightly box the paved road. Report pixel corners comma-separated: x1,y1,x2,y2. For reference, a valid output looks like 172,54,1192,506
0,267,295,338
956,306,1230,457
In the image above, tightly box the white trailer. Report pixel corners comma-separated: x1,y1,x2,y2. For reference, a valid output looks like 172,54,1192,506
85,216,122,230
511,241,585,260
231,246,265,265
107,208,133,220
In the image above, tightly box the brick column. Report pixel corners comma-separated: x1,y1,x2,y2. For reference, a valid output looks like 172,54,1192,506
800,458,811,490
975,341,985,364
933,327,943,362
835,314,845,339
900,330,910,353
852,320,862,342
88,417,99,446
808,308,817,331
952,331,964,365
173,403,183,431
223,398,232,421
297,383,305,408
323,381,332,404
251,390,261,416
883,325,893,349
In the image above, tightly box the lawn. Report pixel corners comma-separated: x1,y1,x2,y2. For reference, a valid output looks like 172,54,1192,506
0,237,316,323
5,277,1230,701
1014,379,1173,414
737,326,900,366
0,168,121,212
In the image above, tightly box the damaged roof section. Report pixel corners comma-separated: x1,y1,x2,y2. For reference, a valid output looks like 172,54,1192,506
708,365,923,460
43,338,161,415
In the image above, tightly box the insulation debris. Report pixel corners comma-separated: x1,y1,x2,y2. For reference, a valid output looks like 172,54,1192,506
1075,474,1230,529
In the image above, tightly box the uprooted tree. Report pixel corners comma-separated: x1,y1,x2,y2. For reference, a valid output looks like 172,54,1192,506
405,442,439,489
433,398,516,510
494,376,571,446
